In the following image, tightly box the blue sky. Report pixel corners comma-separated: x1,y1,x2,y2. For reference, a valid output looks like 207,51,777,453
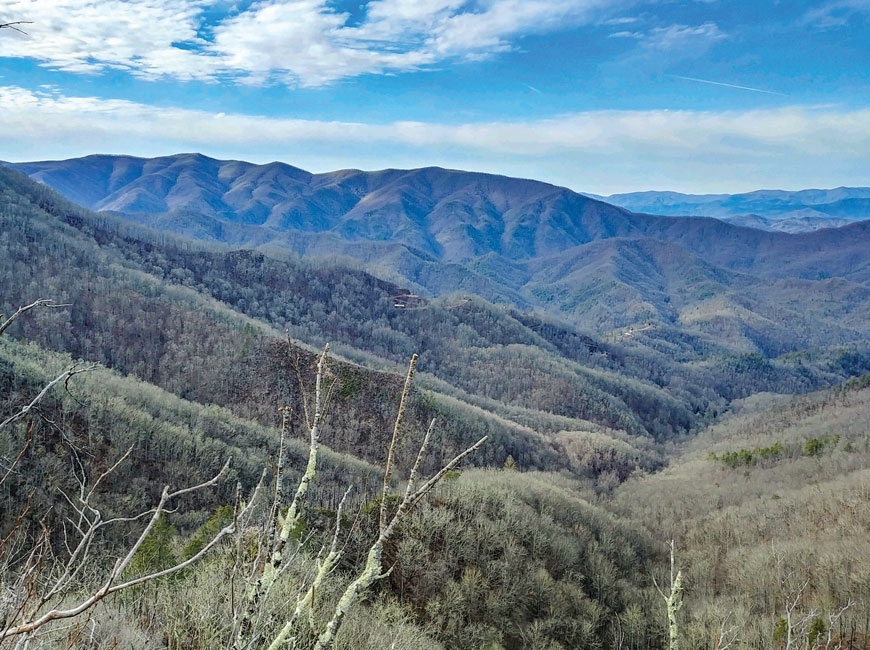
1,0,869,194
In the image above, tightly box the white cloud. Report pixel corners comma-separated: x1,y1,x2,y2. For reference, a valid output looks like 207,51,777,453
426,1,601,57
601,16,639,26
802,0,870,28
2,85,869,193
210,0,612,84
0,0,210,79
642,21,725,51
600,20,726,74
0,0,612,86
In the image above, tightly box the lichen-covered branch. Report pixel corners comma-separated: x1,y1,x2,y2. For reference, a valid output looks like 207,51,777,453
251,349,485,650
235,344,331,650
380,354,417,533
654,540,683,650
311,432,486,650
264,486,352,650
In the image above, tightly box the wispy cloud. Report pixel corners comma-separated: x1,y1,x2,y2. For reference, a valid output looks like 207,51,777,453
643,22,726,51
3,85,869,193
609,31,645,39
601,16,640,26
603,20,727,75
0,0,612,86
802,0,870,28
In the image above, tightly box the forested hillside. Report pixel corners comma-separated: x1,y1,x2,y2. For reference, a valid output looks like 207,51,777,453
3,165,868,446
3,161,870,650
614,376,870,649
10,155,870,337
0,335,666,649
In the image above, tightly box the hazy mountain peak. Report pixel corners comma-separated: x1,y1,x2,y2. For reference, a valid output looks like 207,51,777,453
602,186,870,228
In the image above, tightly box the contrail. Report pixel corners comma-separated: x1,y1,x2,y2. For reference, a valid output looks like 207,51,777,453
669,74,787,96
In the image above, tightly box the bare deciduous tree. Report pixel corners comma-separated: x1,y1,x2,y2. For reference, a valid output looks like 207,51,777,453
234,346,487,650
712,611,739,650
0,456,235,644
2,303,486,649
1,301,244,646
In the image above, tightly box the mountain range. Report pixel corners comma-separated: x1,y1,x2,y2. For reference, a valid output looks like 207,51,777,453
7,154,870,357
4,157,870,443
3,154,870,649
593,187,870,232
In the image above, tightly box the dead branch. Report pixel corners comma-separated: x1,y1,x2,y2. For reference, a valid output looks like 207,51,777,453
0,421,32,488
713,611,739,650
0,22,33,36
0,364,96,432
0,458,235,643
0,300,67,338
234,344,332,650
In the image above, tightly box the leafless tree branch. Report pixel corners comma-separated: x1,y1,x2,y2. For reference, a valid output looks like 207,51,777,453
0,364,96,432
0,21,33,36
0,454,235,643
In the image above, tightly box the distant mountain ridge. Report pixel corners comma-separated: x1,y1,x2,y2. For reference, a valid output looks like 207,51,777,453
8,154,870,351
593,187,870,232
10,153,644,262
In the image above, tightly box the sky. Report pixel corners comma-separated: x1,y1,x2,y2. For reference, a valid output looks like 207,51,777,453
1,0,869,195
